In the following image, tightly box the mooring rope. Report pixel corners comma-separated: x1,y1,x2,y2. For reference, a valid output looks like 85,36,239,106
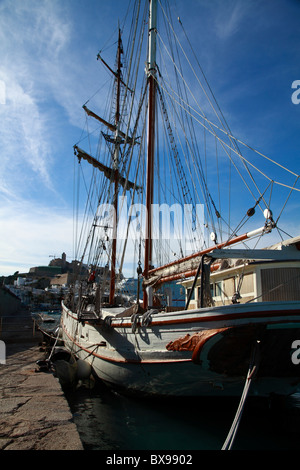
47,318,63,362
221,340,260,450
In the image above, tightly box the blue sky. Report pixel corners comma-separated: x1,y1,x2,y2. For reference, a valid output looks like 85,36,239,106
0,0,300,276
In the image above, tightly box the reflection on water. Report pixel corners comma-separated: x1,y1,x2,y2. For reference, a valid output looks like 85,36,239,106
65,381,300,451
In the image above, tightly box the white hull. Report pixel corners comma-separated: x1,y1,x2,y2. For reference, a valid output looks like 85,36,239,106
61,300,300,397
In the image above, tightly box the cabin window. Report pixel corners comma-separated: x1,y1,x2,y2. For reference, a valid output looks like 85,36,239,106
186,288,194,300
239,273,254,296
223,277,236,300
214,281,222,297
211,272,255,304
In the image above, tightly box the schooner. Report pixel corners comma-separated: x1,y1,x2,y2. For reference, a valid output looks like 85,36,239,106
61,0,300,397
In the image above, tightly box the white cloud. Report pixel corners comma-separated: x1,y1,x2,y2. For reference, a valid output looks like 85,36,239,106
0,201,74,276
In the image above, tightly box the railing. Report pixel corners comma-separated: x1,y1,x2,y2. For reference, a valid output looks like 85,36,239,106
0,315,37,339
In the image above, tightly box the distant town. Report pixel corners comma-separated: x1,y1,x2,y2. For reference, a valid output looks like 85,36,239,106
0,253,184,318
0,253,106,315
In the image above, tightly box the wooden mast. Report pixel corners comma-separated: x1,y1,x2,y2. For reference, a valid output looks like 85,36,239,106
143,0,157,309
140,0,277,299
79,31,137,304
109,29,123,305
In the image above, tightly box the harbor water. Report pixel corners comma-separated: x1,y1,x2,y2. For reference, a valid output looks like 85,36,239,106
65,381,300,451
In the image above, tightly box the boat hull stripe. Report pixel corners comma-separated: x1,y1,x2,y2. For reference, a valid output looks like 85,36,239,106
61,322,191,365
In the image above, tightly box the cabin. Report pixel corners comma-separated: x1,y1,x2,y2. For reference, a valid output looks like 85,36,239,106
180,236,300,309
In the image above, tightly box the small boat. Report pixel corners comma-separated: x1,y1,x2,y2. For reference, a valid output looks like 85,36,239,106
38,313,56,323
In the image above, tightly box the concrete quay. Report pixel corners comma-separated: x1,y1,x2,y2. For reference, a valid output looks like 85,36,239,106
0,312,83,450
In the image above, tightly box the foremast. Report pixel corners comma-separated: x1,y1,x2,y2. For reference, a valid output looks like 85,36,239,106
75,29,132,306
109,28,123,305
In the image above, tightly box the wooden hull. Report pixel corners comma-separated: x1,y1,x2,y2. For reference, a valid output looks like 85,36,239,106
61,300,300,397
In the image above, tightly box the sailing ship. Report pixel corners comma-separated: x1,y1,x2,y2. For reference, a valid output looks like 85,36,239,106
61,0,300,397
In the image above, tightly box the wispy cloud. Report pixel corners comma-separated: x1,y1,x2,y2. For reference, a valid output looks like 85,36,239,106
0,74,53,193
0,0,72,199
213,1,251,39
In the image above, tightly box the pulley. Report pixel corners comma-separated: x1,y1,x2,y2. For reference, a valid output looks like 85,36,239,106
263,208,276,232
210,232,217,244
247,207,255,217
264,208,273,220
137,263,142,276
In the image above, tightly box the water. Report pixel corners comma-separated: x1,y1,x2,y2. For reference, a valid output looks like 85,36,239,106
66,381,300,451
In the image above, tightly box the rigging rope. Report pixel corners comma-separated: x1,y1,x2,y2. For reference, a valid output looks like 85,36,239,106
156,44,220,243
158,79,300,193
158,2,300,184
157,85,195,224
157,7,271,212
155,7,300,211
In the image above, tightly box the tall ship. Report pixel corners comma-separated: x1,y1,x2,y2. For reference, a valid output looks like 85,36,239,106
61,0,300,398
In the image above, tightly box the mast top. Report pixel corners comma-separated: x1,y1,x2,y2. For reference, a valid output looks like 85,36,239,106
147,0,158,77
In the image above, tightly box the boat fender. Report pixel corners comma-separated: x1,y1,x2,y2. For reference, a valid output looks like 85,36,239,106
52,359,78,389
76,359,92,380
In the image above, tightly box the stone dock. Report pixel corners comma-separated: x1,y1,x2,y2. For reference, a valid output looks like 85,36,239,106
0,309,83,450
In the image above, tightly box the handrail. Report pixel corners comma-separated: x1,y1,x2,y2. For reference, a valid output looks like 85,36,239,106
0,315,37,338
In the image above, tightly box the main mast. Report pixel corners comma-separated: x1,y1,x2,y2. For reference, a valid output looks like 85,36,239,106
143,0,157,309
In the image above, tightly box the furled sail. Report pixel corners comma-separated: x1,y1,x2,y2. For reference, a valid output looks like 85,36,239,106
82,105,136,145
74,145,137,191
143,226,269,287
